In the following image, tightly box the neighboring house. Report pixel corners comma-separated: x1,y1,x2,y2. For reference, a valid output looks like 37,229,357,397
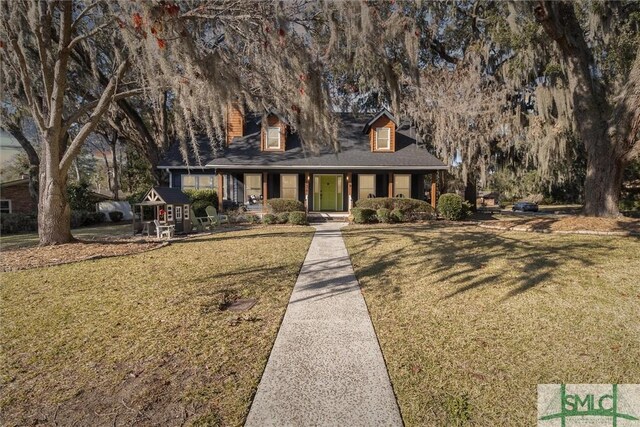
477,191,500,207
159,107,448,212
0,177,37,214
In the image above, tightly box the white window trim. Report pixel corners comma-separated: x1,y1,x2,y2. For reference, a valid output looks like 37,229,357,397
266,127,281,149
184,205,190,219
358,174,376,200
375,127,391,151
175,206,182,220
166,205,173,221
280,174,298,200
181,174,216,190
393,174,411,198
0,199,11,214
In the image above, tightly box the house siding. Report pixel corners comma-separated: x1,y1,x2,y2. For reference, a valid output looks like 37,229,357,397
0,181,37,214
368,116,396,152
226,104,244,145
261,116,287,152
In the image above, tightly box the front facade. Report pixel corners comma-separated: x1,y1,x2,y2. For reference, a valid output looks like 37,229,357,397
159,108,448,212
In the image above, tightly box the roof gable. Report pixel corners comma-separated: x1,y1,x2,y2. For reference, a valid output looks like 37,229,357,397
144,187,191,204
362,108,398,134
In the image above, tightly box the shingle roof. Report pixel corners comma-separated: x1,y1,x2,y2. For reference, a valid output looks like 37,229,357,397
149,187,191,204
159,112,447,170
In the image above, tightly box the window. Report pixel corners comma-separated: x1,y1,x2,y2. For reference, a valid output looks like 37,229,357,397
266,127,281,149
358,174,376,201
281,174,298,200
181,174,216,190
175,206,182,220
0,200,11,214
184,205,190,219
375,127,391,150
394,174,411,198
166,205,173,221
244,174,262,204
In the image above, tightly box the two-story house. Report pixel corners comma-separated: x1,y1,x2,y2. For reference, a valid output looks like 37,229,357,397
158,107,448,213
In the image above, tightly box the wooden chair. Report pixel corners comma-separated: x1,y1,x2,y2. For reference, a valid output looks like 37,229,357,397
205,205,229,225
153,219,175,239
190,208,211,232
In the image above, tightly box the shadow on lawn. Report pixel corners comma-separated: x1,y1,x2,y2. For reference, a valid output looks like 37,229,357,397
346,224,618,301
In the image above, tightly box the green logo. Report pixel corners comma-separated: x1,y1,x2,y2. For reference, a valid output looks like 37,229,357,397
538,384,639,427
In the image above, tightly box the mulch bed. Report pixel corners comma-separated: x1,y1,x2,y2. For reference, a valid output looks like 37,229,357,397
478,216,640,235
1,240,167,272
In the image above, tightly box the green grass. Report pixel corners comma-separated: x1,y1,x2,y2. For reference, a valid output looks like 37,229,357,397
0,222,133,250
0,226,314,426
343,223,640,426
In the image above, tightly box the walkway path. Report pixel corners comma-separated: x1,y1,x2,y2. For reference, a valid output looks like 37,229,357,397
245,222,402,426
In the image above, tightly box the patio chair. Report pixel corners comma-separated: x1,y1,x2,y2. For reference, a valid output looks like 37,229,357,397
206,205,229,225
190,208,212,232
153,219,175,239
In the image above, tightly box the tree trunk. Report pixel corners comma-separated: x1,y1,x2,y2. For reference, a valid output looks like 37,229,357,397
110,132,120,200
464,174,477,212
534,1,627,217
38,148,73,245
583,149,625,216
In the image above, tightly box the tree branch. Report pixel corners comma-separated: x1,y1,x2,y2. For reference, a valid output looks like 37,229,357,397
61,88,146,135
68,21,112,49
8,32,47,132
59,60,130,175
71,2,100,31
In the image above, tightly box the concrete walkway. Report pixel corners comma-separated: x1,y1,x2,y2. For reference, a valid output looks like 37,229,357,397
245,222,402,427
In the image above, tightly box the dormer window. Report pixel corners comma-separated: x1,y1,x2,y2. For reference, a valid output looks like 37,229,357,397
375,127,391,150
266,127,281,150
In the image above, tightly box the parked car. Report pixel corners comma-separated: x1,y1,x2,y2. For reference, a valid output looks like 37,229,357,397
512,201,539,212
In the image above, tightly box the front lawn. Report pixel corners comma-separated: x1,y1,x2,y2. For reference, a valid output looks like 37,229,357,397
0,222,133,250
343,224,640,426
0,226,314,426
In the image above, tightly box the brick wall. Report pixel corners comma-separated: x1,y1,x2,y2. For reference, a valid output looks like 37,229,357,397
1,181,37,214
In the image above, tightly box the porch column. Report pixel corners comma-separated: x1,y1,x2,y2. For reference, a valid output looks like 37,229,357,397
304,172,310,213
347,172,353,212
431,172,437,209
217,172,224,211
388,172,394,197
262,172,268,211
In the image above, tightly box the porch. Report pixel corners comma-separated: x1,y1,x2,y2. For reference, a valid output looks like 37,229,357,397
213,170,442,213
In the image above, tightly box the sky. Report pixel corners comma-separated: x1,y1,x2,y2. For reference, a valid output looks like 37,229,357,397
0,130,21,170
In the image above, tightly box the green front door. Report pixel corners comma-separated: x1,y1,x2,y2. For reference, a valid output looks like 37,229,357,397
320,175,337,211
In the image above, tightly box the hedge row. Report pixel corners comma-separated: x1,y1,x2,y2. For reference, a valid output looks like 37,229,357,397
352,197,436,223
234,211,307,225
267,198,305,213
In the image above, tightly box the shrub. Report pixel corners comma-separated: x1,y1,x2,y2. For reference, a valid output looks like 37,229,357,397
356,197,435,218
390,208,405,223
262,213,277,225
0,213,37,234
246,213,260,224
288,211,308,225
85,212,106,225
376,208,392,223
109,211,124,222
267,198,304,213
437,193,469,221
70,210,88,228
351,207,376,224
183,189,218,215
276,212,290,224
67,181,94,211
